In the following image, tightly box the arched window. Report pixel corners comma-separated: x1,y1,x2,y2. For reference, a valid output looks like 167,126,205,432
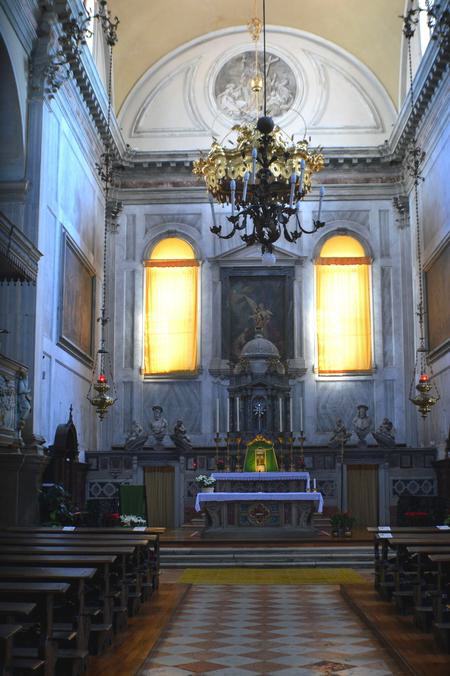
315,235,372,374
143,237,199,375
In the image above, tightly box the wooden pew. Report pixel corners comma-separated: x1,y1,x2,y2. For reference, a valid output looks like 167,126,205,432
0,624,24,676
0,567,95,672
0,581,69,676
428,554,450,652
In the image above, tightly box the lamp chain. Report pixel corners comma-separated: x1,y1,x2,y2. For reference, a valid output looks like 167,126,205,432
262,0,267,116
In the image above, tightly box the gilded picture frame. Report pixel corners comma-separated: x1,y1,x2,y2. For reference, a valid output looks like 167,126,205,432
58,230,96,366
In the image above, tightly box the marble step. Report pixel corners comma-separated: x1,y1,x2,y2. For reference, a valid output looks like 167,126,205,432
160,546,373,568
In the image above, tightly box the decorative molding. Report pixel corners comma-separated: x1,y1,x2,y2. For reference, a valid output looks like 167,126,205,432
391,477,436,497
381,267,394,368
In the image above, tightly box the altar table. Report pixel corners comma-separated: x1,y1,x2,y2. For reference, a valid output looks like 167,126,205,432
211,471,310,493
196,492,323,538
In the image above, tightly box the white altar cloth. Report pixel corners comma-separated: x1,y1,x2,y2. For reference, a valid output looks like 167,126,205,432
212,472,310,483
196,491,323,513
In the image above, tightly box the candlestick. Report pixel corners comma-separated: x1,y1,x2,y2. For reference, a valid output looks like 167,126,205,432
279,397,283,432
298,431,306,472
288,435,294,472
236,396,240,432
235,436,242,472
289,397,293,434
214,433,222,470
299,396,304,433
215,397,220,434
225,433,231,472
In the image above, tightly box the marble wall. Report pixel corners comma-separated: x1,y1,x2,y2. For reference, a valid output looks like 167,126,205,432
110,189,412,450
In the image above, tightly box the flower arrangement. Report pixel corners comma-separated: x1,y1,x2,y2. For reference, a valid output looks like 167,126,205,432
445,514,450,526
120,514,147,527
194,475,216,488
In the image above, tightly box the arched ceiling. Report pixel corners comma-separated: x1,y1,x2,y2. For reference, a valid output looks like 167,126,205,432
109,0,405,114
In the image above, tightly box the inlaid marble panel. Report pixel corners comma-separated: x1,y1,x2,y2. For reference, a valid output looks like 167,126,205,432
143,381,202,434
316,381,374,433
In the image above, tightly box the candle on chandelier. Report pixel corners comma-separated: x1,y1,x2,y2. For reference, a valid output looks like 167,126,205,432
236,396,240,432
251,147,257,183
279,397,283,432
230,179,236,217
209,195,217,229
317,186,325,221
299,159,305,194
215,397,220,434
289,172,297,208
242,171,250,202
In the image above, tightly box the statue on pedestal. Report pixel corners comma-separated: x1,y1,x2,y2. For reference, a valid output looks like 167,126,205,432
150,405,168,450
329,419,351,448
372,418,396,448
125,421,148,452
170,419,192,453
17,371,32,441
352,404,372,447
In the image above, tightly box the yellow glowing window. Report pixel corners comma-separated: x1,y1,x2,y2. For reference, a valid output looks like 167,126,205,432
316,235,372,374
144,238,199,375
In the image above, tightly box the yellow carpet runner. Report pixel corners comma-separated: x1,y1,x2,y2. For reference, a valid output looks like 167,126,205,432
179,567,369,585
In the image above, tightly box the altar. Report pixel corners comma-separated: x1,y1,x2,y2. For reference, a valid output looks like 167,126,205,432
196,470,323,539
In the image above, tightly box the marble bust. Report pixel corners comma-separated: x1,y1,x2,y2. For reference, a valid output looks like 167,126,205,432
150,405,168,449
352,404,373,447
329,419,351,448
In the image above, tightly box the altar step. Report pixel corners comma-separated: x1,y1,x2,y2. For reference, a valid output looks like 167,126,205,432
160,545,373,568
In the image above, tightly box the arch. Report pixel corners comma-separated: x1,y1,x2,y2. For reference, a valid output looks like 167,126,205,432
141,223,204,263
315,232,373,374
312,226,374,262
119,25,396,152
143,234,199,375
0,35,25,181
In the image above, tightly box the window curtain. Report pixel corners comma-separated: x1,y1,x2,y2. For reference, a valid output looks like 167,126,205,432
144,261,198,374
316,258,372,373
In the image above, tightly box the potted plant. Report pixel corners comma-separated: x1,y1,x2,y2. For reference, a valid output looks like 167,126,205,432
195,475,216,493
330,512,355,537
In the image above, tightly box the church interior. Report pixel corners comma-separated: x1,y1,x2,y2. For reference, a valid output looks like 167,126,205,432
0,0,449,674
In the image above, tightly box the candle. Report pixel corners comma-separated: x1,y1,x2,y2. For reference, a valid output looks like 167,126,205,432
313,478,317,490
289,172,296,208
227,398,230,433
251,147,257,183
230,179,236,217
317,186,325,221
299,159,305,194
289,398,293,434
215,398,220,434
209,195,217,230
236,396,240,432
242,171,250,202
299,396,304,432
279,397,283,432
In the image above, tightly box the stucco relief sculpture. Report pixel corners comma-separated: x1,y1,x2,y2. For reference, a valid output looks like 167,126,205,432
329,419,351,448
352,404,373,447
214,51,297,121
0,376,15,430
372,418,396,448
150,405,168,450
17,371,32,439
170,419,192,453
125,420,148,451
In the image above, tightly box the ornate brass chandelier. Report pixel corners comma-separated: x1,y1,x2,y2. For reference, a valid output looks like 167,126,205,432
193,0,325,261
402,1,441,419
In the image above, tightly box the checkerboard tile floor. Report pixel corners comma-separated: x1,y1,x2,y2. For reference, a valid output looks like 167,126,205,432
138,585,401,675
